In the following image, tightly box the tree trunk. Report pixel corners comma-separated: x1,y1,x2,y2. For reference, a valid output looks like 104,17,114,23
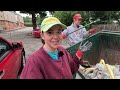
31,13,36,30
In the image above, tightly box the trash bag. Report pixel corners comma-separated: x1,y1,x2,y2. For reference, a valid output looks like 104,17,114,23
80,59,120,79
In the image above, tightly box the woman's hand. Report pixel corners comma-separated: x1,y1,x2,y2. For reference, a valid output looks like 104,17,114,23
79,41,93,52
76,41,93,60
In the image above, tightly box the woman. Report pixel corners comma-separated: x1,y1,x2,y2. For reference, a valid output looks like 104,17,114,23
20,17,92,79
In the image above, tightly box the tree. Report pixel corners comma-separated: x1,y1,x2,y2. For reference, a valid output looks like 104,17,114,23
23,16,31,23
20,11,47,30
90,11,120,24
53,11,91,30
53,11,120,28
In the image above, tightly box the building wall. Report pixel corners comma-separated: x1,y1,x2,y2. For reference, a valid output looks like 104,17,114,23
0,11,24,30
0,11,4,20
16,14,24,27
3,11,17,23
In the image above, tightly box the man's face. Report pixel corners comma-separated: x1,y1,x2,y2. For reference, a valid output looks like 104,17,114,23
74,18,82,26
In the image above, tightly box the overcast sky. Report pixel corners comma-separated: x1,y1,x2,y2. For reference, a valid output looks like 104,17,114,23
16,11,31,17
16,11,52,17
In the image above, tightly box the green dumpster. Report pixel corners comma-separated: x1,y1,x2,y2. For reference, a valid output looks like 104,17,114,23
66,30,120,78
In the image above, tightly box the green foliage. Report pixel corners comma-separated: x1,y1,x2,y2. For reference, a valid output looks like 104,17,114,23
89,11,120,25
53,11,120,29
36,15,45,25
21,11,120,29
53,11,91,30
24,23,33,27
23,16,32,23
20,11,47,29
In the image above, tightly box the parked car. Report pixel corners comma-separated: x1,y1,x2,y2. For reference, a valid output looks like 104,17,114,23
0,36,25,79
32,29,41,38
32,25,41,38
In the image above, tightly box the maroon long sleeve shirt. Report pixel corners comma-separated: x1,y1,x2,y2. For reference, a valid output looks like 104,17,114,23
20,46,82,79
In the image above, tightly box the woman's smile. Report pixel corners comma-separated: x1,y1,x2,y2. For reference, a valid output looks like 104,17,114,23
51,40,60,45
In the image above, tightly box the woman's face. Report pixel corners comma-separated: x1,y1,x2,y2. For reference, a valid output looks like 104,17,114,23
41,24,63,51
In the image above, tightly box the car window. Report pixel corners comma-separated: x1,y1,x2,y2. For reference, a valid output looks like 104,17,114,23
0,39,12,58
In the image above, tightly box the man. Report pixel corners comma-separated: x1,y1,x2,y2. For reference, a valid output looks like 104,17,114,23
62,14,96,46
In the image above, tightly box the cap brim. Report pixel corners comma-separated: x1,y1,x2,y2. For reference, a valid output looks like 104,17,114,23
42,22,67,32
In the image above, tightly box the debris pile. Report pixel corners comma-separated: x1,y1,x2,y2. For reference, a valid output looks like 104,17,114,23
80,59,120,79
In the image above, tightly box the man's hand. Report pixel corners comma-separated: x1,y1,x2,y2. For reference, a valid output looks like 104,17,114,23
62,34,66,39
89,28,96,34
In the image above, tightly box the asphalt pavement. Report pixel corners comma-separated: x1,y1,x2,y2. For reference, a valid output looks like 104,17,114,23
0,27,69,59
0,27,82,79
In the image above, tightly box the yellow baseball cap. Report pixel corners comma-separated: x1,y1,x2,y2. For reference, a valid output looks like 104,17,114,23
41,17,67,32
